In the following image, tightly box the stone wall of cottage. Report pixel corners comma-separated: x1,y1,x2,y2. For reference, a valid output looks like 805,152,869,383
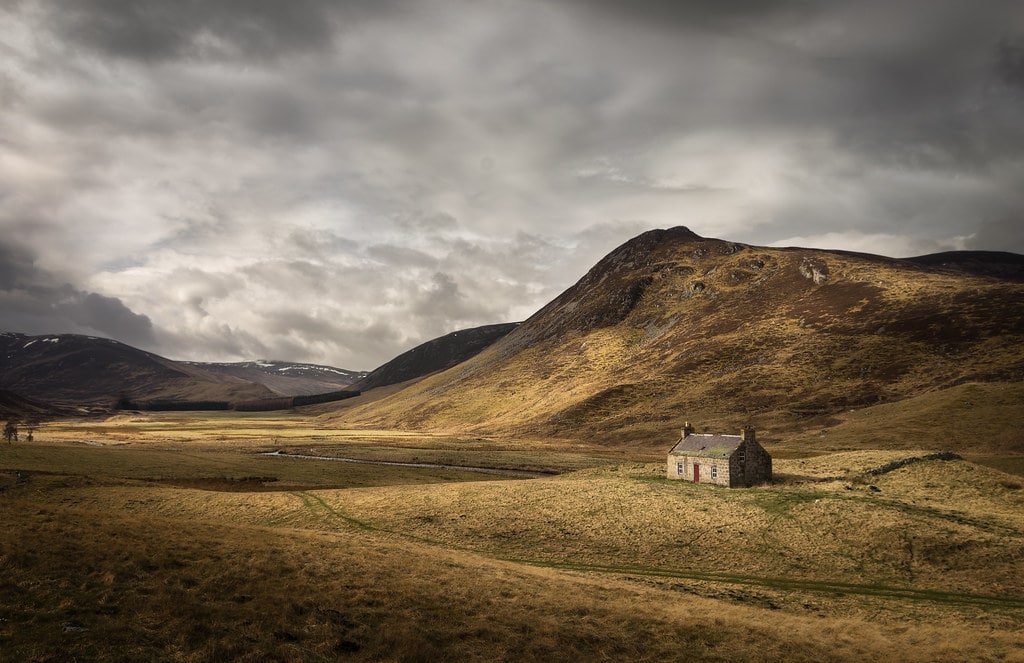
746,439,773,485
666,455,731,487
729,439,772,487
667,455,686,481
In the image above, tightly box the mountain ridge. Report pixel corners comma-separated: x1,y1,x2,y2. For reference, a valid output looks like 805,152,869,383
353,322,520,392
0,326,519,411
0,332,275,408
905,250,1024,281
329,227,1024,447
4,228,1021,435
184,360,368,396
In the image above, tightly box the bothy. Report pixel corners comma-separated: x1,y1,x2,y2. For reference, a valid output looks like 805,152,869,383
667,424,772,487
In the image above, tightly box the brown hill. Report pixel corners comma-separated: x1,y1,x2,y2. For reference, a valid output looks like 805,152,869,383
353,323,519,392
906,250,1024,281
0,389,65,420
0,333,274,409
330,227,1024,448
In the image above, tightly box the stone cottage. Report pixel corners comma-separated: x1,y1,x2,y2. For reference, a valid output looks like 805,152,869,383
666,423,772,487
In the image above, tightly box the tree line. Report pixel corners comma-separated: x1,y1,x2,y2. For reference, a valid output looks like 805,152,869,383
114,389,360,413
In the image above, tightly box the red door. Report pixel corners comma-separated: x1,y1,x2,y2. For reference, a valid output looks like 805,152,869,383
693,464,700,483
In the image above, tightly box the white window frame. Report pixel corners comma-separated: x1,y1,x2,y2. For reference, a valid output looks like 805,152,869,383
711,465,718,480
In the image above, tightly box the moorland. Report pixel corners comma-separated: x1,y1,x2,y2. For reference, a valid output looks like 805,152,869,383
2,408,1023,662
3,227,1024,661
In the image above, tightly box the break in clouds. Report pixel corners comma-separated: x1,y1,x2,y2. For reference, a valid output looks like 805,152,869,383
0,0,1022,369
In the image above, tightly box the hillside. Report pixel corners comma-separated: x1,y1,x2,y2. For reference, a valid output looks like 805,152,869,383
353,323,519,392
0,388,64,420
906,251,1024,281
331,227,1024,447
185,360,367,396
0,333,275,408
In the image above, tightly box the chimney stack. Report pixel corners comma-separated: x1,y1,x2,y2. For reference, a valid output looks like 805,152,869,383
682,422,695,438
741,426,755,443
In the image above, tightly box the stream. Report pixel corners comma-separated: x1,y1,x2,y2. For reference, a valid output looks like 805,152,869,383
259,450,554,478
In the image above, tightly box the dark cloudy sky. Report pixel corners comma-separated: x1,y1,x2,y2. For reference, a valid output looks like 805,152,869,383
1,1,1022,370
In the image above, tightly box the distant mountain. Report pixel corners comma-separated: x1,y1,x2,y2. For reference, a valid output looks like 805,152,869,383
185,360,368,397
332,227,1024,447
353,323,520,392
0,332,274,408
906,251,1024,281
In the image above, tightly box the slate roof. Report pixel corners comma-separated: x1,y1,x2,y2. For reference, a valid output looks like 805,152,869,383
668,433,743,459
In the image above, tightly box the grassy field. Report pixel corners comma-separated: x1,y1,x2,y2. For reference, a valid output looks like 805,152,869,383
2,413,1024,661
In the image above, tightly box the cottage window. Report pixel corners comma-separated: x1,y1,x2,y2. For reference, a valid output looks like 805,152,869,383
676,463,683,475
711,465,718,480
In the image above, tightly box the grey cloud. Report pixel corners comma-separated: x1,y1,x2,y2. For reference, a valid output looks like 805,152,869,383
155,322,269,363
0,70,23,111
322,321,405,371
285,228,360,259
239,260,335,297
566,1,1024,169
39,0,383,63
563,0,818,31
735,165,1021,255
826,14,1023,163
0,240,155,347
31,79,180,138
439,235,555,293
412,271,460,314
366,244,438,269
244,92,318,140
575,169,730,196
159,267,245,305
0,240,36,290
262,309,345,341
410,271,498,332
996,37,1024,90
394,211,458,233
70,292,155,344
969,217,1024,254
153,215,241,253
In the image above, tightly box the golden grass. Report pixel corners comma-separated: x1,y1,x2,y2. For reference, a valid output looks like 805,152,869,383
303,456,1024,598
28,412,622,474
3,414,1024,661
4,476,1023,662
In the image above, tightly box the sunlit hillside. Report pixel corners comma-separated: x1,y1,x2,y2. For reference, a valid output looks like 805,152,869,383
329,228,1024,449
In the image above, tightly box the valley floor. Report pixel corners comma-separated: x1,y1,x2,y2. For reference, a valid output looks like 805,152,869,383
2,414,1023,662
